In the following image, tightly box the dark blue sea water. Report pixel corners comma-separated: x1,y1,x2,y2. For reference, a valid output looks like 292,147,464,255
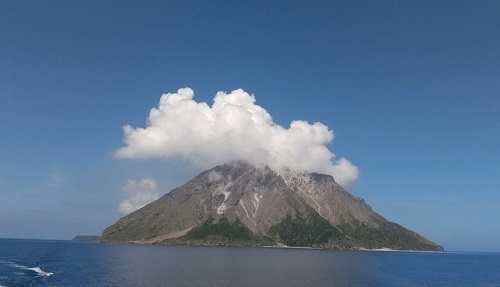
1,238,499,287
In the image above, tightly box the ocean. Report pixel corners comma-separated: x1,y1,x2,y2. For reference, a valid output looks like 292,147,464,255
0,238,499,287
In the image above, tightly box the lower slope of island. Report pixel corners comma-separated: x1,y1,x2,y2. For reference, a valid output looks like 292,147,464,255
101,161,443,251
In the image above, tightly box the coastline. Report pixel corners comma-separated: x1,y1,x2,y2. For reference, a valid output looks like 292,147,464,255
101,238,444,252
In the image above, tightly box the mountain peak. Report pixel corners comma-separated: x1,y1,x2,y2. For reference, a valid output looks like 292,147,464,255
102,161,443,251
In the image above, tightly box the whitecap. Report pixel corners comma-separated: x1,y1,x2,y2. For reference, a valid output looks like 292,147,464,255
26,267,53,277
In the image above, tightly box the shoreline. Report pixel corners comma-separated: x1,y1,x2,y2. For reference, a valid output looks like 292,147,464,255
101,239,443,252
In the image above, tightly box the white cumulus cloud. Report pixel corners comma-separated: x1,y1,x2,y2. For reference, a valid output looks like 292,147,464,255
118,178,160,215
115,88,358,187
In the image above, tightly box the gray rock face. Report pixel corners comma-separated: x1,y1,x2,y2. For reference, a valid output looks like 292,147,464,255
102,161,443,251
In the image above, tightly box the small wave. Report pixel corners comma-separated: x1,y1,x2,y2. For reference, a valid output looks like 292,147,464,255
9,263,27,269
26,267,53,277
5,261,53,277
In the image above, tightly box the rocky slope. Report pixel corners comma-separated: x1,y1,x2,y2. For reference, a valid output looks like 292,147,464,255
102,161,443,251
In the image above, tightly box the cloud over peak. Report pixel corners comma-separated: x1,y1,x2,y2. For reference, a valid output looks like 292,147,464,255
115,88,358,187
118,178,160,215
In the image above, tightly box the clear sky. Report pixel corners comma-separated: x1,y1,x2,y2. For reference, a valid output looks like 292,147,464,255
1,1,499,252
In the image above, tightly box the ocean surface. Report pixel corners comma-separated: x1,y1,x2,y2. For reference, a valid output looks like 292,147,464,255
0,238,499,287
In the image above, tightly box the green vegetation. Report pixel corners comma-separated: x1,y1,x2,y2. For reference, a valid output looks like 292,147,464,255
339,220,443,251
183,216,274,245
185,216,252,240
269,196,342,247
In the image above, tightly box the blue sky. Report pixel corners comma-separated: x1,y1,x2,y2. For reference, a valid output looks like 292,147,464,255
1,1,499,252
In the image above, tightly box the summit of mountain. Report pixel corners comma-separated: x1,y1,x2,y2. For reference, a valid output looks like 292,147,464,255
102,161,443,251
